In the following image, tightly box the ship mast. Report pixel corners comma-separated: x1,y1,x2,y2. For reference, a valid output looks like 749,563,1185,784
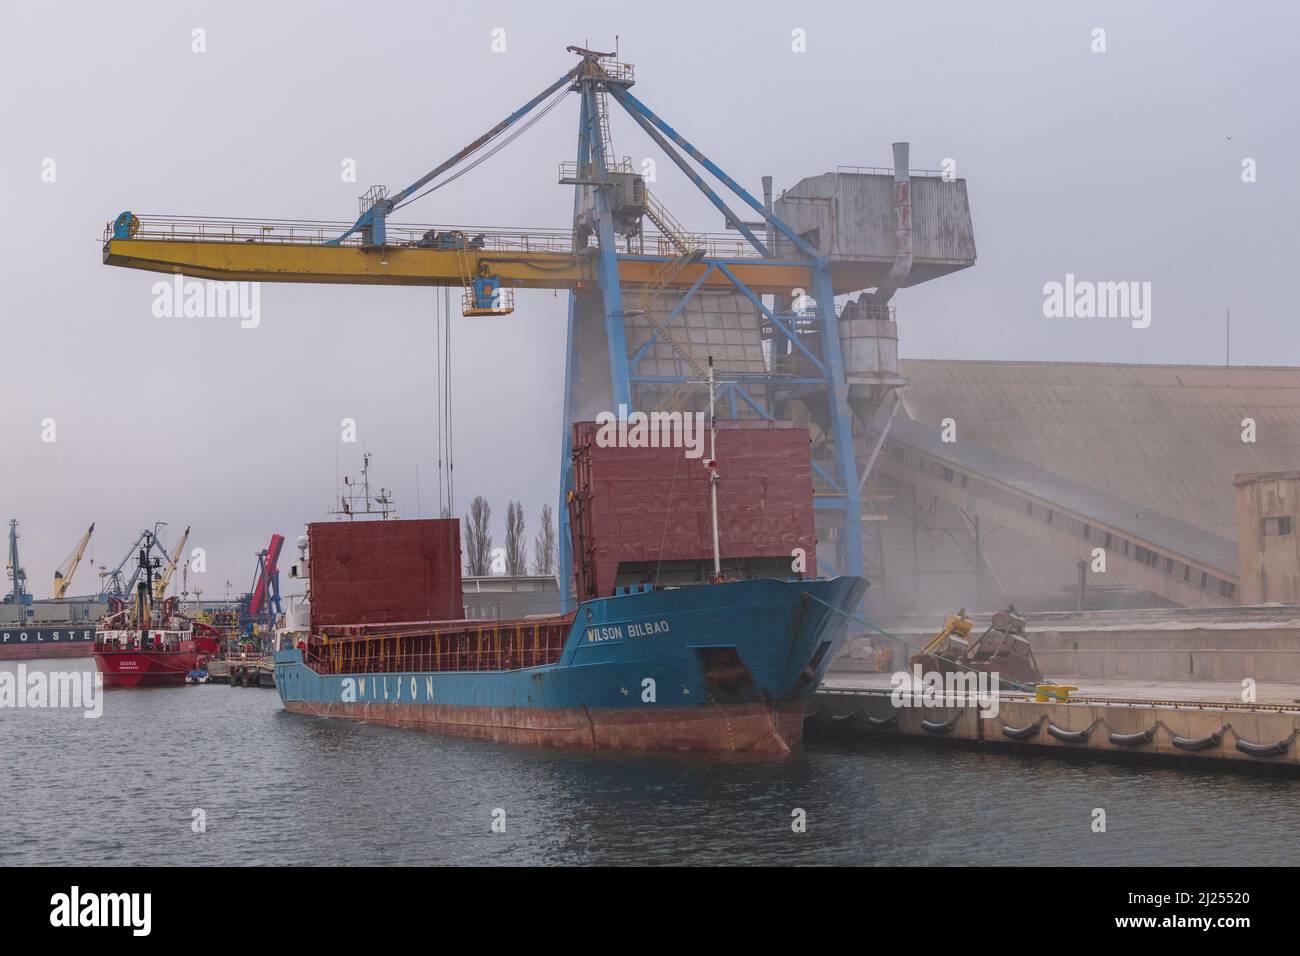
331,453,399,521
135,531,162,635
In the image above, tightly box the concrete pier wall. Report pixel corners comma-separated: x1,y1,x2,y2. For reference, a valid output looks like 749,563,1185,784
834,605,1300,683
811,689,1300,769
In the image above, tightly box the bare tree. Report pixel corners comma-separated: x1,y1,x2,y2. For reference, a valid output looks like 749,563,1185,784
464,496,492,576
505,500,527,579
534,503,557,576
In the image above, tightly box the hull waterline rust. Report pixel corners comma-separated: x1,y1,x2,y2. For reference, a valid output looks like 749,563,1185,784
0,643,94,661
281,699,808,754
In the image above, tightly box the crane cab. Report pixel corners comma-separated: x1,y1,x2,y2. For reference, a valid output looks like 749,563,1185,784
462,274,515,316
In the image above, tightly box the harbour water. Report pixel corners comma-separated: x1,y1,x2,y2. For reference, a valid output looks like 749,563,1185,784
2,659,1296,866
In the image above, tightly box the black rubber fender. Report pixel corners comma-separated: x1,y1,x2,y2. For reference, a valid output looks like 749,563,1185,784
1001,716,1045,739
1235,736,1291,757
1171,730,1223,751
866,712,898,728
1108,727,1157,747
830,707,864,723
1047,722,1092,743
920,717,955,734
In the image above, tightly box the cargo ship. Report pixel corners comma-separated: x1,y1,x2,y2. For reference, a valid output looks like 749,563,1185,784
2,519,98,660
0,623,96,660
275,417,868,753
93,533,221,687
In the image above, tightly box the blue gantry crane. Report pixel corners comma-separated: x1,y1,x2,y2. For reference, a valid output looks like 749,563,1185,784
102,44,977,609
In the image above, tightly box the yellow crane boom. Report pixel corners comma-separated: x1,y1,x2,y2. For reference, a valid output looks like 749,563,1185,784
53,523,94,599
154,526,190,602
100,218,887,297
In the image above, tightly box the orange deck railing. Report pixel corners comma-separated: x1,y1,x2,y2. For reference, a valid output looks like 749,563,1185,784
303,617,575,676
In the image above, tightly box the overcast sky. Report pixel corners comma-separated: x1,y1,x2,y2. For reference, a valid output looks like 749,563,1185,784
2,0,1295,597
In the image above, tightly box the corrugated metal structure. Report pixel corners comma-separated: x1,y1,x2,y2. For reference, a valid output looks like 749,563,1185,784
898,361,1300,540
623,290,769,414
867,361,1300,611
878,415,1240,609
567,419,817,601
774,171,976,278
307,519,462,626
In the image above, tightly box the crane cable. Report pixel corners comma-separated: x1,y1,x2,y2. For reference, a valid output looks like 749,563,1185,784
434,283,456,519
435,285,445,518
444,285,455,515
391,85,573,215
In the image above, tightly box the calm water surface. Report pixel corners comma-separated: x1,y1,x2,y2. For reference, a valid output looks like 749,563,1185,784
2,659,1296,866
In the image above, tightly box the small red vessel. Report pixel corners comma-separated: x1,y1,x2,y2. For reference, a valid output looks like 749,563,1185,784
93,532,220,688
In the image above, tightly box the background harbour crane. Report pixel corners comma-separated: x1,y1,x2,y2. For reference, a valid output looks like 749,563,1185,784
53,522,95,599
98,525,175,599
153,525,190,602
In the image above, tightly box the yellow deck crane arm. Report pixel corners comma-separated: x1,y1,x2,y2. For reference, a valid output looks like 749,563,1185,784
154,526,190,602
52,523,94,599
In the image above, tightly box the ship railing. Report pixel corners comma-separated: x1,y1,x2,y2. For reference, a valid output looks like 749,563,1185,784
105,217,779,261
633,230,776,261
304,644,566,675
222,651,272,664
835,164,950,178
303,622,569,676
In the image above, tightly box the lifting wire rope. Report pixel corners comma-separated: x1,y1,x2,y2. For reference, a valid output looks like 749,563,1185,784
435,285,445,518
434,285,456,520
391,86,572,216
401,84,568,519
445,285,455,515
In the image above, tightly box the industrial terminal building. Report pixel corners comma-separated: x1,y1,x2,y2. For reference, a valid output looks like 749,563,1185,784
866,361,1300,614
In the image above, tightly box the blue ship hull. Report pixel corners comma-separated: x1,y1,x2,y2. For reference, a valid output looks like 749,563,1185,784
276,576,866,753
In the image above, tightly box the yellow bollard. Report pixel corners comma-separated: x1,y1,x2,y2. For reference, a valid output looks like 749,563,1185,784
1033,684,1078,702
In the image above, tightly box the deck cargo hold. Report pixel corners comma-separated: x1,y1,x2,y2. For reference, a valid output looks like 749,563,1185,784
306,518,462,626
568,419,818,601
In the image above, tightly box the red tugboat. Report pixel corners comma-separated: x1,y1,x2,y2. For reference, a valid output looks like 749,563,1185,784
93,532,220,687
